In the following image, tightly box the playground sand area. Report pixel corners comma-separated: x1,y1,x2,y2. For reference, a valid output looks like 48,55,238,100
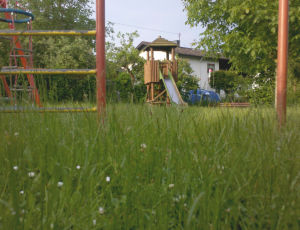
0,104,299,229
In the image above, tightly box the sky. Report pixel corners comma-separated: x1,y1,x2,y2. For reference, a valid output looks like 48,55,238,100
92,0,204,48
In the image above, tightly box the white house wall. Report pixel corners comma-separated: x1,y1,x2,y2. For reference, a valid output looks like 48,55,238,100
139,51,174,61
186,57,219,90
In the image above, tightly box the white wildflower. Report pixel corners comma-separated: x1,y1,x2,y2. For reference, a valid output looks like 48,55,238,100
140,143,147,149
14,132,19,136
20,190,24,195
92,219,97,226
173,197,179,202
13,166,18,171
57,181,64,187
98,207,104,215
28,172,35,178
76,165,81,170
106,176,110,182
168,184,175,189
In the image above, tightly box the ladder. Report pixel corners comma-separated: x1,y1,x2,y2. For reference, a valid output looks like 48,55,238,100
0,0,41,106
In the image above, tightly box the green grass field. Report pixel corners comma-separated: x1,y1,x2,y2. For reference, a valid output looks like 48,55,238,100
0,105,299,229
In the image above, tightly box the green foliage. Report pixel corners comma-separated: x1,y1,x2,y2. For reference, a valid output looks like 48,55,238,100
17,0,95,29
32,36,96,101
176,58,199,101
0,106,299,229
107,32,145,85
108,72,132,102
106,31,146,103
182,0,300,103
107,72,146,103
183,0,300,73
210,71,275,104
210,71,240,94
287,58,300,104
245,74,275,105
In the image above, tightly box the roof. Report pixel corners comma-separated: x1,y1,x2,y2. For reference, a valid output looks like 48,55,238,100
141,36,178,51
136,40,228,60
136,41,150,51
175,47,206,58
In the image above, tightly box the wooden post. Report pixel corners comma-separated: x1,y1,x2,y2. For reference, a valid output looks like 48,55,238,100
276,0,289,127
96,0,106,118
147,50,150,61
171,48,176,80
151,83,154,101
146,84,150,101
171,48,175,62
166,51,169,60
151,48,154,100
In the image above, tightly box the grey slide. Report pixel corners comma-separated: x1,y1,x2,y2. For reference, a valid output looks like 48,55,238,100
164,78,181,105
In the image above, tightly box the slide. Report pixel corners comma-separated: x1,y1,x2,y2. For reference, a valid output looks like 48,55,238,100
160,71,186,105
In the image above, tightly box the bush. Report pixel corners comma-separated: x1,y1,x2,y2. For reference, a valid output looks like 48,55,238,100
244,74,275,105
107,72,146,103
176,58,199,101
210,71,240,95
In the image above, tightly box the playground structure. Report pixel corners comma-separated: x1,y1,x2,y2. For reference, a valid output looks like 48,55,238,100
0,0,106,115
143,37,186,105
0,0,41,106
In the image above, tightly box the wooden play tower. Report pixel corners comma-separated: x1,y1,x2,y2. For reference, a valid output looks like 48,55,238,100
144,36,185,105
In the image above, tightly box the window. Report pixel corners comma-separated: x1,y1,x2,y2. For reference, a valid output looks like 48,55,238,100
207,63,215,73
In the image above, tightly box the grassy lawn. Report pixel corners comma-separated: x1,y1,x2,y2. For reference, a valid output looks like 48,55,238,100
0,105,299,229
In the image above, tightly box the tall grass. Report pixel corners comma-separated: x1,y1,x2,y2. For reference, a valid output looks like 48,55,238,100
0,105,299,229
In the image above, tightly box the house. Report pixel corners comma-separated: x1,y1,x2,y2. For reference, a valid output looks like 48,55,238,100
136,37,230,91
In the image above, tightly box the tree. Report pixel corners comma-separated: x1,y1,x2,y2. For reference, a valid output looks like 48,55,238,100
176,58,199,101
17,0,95,30
34,37,96,101
182,0,300,76
106,31,146,102
107,31,145,86
210,71,239,94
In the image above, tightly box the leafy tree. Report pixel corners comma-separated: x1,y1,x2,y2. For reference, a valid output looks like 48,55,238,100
182,0,300,77
176,58,199,101
34,37,96,101
17,0,95,29
243,74,275,105
106,31,146,103
107,31,145,86
210,71,238,94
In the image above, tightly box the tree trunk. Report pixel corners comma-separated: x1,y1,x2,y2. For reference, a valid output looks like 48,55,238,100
125,68,135,103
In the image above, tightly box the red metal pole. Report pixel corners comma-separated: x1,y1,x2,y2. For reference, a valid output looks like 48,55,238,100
276,0,289,127
96,0,106,118
0,75,12,98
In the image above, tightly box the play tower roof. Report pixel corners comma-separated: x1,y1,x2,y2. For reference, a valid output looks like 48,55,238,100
143,36,177,52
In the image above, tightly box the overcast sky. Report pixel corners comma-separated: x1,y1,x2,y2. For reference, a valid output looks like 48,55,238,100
92,0,203,48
